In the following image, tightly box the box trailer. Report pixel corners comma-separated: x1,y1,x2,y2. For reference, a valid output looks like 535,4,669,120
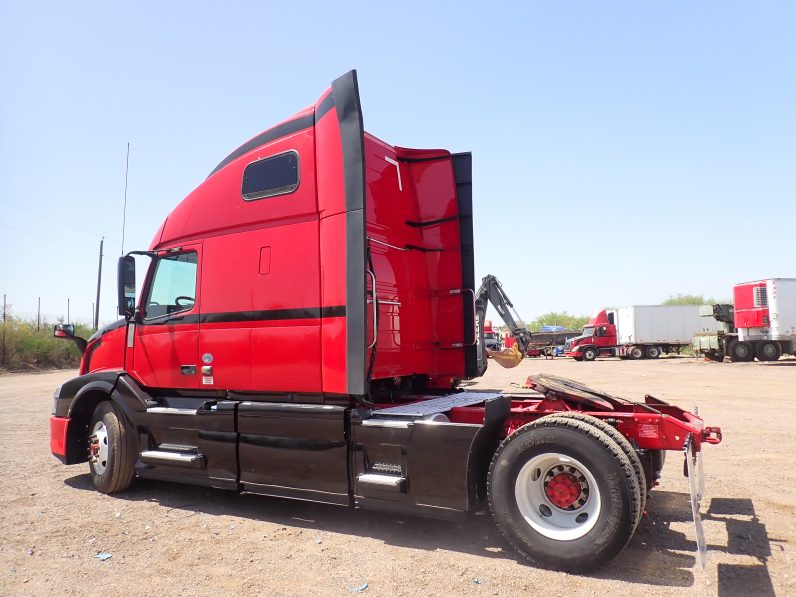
566,305,718,361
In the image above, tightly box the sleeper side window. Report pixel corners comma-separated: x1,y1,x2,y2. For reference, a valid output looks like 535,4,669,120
144,252,198,320
242,151,299,201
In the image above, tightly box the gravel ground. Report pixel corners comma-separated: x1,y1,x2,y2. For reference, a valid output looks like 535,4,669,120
1,357,794,596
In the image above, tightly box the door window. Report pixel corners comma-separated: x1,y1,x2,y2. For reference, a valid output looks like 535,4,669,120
595,326,607,337
144,252,198,319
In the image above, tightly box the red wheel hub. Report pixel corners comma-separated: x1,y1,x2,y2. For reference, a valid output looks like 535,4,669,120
545,472,582,509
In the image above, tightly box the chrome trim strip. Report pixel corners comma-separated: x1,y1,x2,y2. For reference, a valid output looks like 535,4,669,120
361,419,410,429
145,407,197,415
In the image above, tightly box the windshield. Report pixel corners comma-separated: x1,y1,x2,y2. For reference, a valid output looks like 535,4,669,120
484,332,495,340
581,326,594,337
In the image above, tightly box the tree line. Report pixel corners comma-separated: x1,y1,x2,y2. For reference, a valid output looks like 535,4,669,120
525,293,728,332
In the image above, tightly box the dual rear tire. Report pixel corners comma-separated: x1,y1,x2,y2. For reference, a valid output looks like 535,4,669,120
488,415,644,572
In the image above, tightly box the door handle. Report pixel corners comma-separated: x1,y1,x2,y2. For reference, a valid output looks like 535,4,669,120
180,365,197,375
201,366,213,375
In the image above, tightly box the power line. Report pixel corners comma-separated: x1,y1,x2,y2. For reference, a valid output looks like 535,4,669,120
0,199,103,237
0,223,88,251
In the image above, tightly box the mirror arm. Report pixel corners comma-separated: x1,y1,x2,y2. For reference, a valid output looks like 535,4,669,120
73,337,88,355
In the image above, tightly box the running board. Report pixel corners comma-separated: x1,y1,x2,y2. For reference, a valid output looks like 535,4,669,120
357,473,406,490
140,450,205,469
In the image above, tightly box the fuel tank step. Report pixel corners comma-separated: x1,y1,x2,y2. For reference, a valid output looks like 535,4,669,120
140,449,205,469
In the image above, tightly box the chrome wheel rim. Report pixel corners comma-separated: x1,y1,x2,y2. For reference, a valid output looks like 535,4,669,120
515,453,601,541
89,421,109,475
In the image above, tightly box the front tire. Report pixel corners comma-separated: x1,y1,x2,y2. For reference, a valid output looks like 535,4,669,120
488,417,641,571
88,401,136,493
582,347,598,362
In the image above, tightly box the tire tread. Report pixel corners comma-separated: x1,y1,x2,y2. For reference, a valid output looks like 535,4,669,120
487,416,641,570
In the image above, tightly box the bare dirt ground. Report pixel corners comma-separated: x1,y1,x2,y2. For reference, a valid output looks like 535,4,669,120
1,357,794,597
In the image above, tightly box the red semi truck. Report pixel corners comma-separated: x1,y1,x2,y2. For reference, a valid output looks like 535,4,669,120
565,305,717,361
49,71,721,571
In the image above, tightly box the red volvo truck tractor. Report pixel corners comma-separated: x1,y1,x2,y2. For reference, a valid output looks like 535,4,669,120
565,305,717,361
49,71,721,571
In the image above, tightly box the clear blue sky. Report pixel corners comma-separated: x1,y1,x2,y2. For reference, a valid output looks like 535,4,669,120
2,1,794,325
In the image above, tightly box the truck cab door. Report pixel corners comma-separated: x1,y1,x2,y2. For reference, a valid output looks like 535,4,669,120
130,245,202,389
594,325,609,347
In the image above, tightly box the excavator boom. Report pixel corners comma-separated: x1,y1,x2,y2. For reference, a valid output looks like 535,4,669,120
474,275,531,369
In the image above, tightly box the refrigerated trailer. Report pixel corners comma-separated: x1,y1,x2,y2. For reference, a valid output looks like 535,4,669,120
694,278,796,362
49,70,721,572
565,305,718,361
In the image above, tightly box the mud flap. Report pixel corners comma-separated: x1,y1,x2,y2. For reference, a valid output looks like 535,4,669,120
684,433,707,569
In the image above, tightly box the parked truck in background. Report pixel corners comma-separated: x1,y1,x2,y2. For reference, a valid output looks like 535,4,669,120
482,319,500,351
693,304,735,361
48,70,721,572
527,327,581,357
565,305,718,361
694,278,796,362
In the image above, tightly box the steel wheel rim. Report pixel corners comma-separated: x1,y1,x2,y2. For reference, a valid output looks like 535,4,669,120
89,421,109,476
515,453,601,541
762,343,776,358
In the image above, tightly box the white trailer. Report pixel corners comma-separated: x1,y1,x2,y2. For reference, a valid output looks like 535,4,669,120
610,305,718,346
565,305,719,361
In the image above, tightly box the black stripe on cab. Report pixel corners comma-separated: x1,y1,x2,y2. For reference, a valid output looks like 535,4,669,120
200,305,346,324
208,113,315,177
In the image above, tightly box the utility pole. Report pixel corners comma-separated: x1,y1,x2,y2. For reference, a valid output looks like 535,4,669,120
95,237,104,329
37,297,41,331
67,298,70,325
2,294,6,366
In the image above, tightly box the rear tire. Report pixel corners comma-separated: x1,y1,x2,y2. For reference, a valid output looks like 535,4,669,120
645,346,661,359
756,341,781,362
729,340,754,362
88,401,136,493
548,412,646,529
582,347,598,362
488,417,640,571
628,346,644,360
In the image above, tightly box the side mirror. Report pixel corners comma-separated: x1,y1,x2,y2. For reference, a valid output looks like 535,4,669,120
53,323,87,355
53,323,75,338
118,255,137,319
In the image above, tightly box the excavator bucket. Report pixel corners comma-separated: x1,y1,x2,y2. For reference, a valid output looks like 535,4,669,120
487,344,524,368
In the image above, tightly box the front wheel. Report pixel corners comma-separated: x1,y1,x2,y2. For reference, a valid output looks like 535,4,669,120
581,347,598,362
88,401,136,493
488,417,640,571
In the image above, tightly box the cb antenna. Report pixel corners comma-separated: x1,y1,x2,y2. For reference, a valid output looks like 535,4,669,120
121,142,130,255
